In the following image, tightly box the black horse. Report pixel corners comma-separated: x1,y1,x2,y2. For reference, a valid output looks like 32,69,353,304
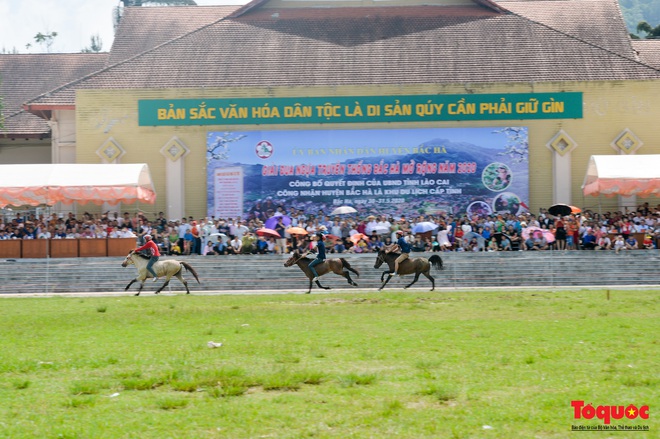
374,250,443,291
284,249,360,294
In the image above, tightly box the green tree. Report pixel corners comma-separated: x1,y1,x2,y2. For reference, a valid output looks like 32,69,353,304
26,31,58,52
636,21,660,38
81,34,103,53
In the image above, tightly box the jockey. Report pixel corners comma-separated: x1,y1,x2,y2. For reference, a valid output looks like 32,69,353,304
135,234,161,281
386,229,410,276
306,231,326,282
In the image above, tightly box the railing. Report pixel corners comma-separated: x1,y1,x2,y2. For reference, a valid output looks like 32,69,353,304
0,238,137,258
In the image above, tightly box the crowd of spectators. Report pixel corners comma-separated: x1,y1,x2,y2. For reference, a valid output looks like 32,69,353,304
1,201,659,256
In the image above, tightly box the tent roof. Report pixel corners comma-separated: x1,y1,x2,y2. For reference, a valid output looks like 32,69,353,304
0,164,156,208
582,155,660,198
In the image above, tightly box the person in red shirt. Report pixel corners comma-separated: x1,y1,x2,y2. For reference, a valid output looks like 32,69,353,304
135,234,161,281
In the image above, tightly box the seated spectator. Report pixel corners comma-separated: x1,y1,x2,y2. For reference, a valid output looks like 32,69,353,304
213,238,228,255
625,235,638,250
500,236,512,251
203,241,217,255
581,229,597,250
527,232,549,250
613,235,626,254
228,236,242,254
487,239,499,252
595,234,612,250
643,234,655,249
256,236,269,254
411,236,427,252
170,242,182,255
334,240,346,253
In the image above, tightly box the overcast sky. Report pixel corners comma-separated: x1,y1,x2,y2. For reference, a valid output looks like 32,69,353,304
0,0,250,54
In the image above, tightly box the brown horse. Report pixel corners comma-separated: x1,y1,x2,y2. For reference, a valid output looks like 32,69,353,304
374,250,443,291
284,249,360,294
122,250,200,296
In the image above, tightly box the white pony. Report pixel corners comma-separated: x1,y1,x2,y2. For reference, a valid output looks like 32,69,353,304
121,250,200,296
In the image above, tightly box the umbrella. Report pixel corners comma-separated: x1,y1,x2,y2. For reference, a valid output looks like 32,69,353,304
521,226,556,243
412,221,438,234
463,231,486,249
548,204,581,216
330,206,357,215
264,215,291,230
209,232,227,241
366,224,391,235
324,234,341,243
256,227,281,238
350,233,368,244
286,226,308,235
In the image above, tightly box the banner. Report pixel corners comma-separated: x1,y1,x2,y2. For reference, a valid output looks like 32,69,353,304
141,93,582,126
207,127,529,219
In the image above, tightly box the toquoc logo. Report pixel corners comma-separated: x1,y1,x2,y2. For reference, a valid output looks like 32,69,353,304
571,400,649,425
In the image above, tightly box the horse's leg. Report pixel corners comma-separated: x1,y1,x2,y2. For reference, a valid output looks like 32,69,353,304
174,272,190,294
125,279,137,291
342,271,358,287
380,271,389,282
378,274,394,291
422,272,436,291
135,280,146,296
154,279,170,294
306,278,313,294
316,278,331,290
404,273,421,289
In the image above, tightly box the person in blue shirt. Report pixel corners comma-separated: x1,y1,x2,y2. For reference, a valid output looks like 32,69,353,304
306,232,327,281
386,229,411,276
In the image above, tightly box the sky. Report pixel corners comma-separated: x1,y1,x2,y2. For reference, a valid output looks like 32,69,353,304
0,0,250,54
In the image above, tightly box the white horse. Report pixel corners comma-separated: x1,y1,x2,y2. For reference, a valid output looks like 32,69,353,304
121,250,200,296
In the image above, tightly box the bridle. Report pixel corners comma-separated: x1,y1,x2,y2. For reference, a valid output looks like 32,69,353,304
374,251,385,268
285,251,305,267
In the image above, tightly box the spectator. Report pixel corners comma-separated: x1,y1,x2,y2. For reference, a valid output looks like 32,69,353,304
213,237,228,255
613,235,626,254
595,234,612,250
581,229,597,250
228,235,242,255
625,234,638,250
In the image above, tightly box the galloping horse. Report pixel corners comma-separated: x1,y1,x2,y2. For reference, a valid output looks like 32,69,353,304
284,249,360,294
121,250,201,296
374,250,443,291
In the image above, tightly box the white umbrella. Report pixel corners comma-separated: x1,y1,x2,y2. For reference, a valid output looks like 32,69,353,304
209,232,227,241
330,206,357,215
412,222,438,234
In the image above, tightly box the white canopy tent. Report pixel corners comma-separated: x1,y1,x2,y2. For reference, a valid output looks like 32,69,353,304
0,164,156,208
582,155,660,198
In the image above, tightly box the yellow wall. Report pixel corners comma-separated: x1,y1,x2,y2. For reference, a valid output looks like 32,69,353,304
75,80,660,218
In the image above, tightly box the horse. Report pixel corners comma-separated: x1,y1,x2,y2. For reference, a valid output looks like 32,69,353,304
374,250,444,291
121,250,201,296
284,249,360,294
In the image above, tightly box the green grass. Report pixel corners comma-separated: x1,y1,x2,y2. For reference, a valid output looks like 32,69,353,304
0,289,657,438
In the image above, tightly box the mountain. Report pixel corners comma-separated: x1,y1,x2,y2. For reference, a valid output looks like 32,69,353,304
619,0,660,37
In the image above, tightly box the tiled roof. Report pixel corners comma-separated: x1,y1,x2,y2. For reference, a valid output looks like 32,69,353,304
108,5,241,65
497,0,636,59
24,1,660,109
0,53,107,137
632,40,660,69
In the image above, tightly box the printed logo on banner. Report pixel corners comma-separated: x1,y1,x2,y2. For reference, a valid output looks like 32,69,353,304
256,141,273,159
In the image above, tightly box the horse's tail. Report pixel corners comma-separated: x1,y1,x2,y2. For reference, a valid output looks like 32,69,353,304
180,262,201,283
428,254,444,271
340,258,360,277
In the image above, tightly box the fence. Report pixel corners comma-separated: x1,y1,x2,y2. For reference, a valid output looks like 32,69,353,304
0,238,137,259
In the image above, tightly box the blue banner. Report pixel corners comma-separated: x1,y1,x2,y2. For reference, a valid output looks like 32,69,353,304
207,127,529,219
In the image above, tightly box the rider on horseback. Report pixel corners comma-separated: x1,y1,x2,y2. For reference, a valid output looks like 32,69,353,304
305,230,327,282
386,229,410,277
135,234,161,281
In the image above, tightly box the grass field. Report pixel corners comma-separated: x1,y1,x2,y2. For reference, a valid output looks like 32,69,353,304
0,289,657,438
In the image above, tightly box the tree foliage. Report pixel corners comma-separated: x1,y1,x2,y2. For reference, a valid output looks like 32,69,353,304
636,21,660,38
26,32,58,52
81,34,103,53
619,0,660,37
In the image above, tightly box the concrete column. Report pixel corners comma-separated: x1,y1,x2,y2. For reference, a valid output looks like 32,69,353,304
160,137,190,220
